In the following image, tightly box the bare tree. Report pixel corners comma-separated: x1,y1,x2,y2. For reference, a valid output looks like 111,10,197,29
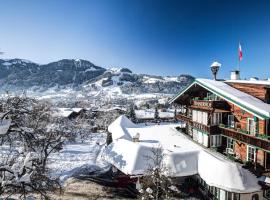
138,145,177,200
0,95,64,199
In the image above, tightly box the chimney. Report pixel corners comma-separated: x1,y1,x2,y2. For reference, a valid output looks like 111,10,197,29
210,61,221,80
230,70,240,80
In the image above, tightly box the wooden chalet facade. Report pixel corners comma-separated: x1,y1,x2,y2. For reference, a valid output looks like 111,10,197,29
170,78,270,199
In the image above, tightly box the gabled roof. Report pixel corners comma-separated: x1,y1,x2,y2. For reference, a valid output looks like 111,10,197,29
169,78,270,119
108,115,135,141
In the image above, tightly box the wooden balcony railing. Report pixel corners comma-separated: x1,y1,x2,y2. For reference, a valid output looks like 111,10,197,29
176,113,191,123
192,100,227,109
192,121,220,134
219,125,270,152
176,113,219,134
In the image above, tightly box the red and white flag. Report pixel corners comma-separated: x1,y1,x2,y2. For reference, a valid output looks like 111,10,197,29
238,43,243,61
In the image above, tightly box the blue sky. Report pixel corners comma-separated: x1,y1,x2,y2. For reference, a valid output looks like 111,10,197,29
0,0,270,79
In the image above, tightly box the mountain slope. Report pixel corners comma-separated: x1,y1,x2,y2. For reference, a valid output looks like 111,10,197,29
0,59,105,88
0,59,194,100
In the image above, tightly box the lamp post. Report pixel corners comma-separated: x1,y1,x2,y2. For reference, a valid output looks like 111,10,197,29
210,61,221,80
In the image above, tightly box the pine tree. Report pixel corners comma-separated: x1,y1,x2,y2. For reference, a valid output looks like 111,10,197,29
174,108,177,122
106,131,113,145
128,104,137,122
154,106,159,122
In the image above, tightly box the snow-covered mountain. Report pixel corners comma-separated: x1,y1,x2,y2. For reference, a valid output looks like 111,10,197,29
0,59,194,102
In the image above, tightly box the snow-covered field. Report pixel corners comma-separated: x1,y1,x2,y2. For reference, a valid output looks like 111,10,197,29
135,109,175,119
48,132,109,183
0,132,109,185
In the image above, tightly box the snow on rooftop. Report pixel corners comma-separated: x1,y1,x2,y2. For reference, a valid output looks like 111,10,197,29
53,107,84,118
225,79,270,86
104,115,261,193
108,115,136,141
197,78,270,118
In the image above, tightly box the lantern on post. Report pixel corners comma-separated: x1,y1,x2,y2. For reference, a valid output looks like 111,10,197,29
210,61,221,80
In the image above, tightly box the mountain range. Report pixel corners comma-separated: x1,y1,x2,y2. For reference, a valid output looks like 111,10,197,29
0,59,194,99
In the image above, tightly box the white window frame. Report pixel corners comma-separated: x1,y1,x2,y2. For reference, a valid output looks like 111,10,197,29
211,135,222,147
247,118,256,136
228,115,235,128
247,145,256,162
227,138,234,150
226,192,240,200
212,113,222,125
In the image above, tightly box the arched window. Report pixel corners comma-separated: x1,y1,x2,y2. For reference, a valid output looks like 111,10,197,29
252,194,259,200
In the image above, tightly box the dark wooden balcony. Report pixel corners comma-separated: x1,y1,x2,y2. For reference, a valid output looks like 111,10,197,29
219,125,270,151
192,121,220,134
191,100,228,111
176,113,191,123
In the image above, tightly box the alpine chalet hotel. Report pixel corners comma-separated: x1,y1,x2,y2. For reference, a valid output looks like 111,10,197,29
170,63,270,199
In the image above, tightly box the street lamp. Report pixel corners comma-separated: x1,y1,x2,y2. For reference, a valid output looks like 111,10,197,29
210,61,221,80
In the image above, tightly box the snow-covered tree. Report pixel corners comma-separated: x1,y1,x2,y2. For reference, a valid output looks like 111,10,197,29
127,104,137,123
138,146,179,200
0,95,63,198
106,131,113,145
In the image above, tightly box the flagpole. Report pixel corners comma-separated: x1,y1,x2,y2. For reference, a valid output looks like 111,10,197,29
238,55,240,71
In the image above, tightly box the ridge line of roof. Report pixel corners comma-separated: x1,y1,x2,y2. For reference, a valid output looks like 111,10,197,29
196,79,270,119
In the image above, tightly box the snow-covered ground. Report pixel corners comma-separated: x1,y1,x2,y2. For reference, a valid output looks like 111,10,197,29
0,132,109,184
48,132,109,183
135,109,175,119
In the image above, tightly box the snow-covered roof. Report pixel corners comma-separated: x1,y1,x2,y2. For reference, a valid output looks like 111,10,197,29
170,78,270,119
225,79,270,86
108,115,135,141
53,107,84,118
104,116,261,193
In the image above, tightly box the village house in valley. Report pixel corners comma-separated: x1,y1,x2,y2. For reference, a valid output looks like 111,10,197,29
104,66,270,200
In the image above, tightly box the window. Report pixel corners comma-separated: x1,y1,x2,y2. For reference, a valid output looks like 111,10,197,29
212,113,222,125
228,115,235,128
227,138,234,150
252,194,259,200
209,186,219,198
247,145,256,162
247,118,256,136
264,188,270,199
226,192,240,200
192,110,208,125
192,110,197,122
193,129,198,141
211,135,222,147
202,112,208,125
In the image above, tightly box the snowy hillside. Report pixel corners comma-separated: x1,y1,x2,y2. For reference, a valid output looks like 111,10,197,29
0,58,194,103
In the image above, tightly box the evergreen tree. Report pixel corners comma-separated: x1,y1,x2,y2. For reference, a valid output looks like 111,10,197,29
174,108,177,122
128,104,137,122
154,107,159,122
106,131,113,145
